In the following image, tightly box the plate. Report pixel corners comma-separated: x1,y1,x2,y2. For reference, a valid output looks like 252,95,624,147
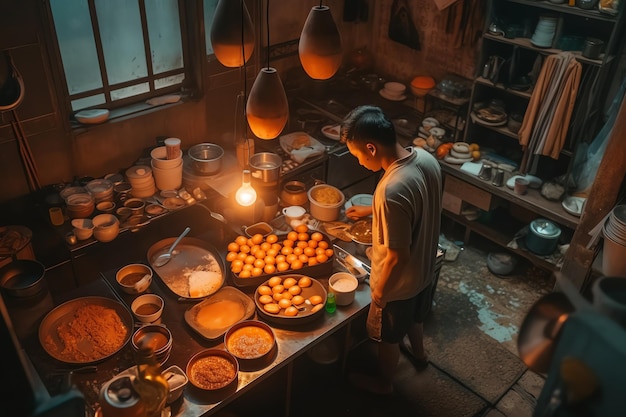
254,275,327,325
321,124,341,141
344,193,373,210
473,109,507,125
39,296,133,364
379,89,406,101
279,131,326,164
350,218,373,244
184,286,255,340
562,196,586,217
75,109,109,124
147,237,225,299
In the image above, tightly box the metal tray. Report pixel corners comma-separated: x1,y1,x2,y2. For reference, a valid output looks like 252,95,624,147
38,296,133,364
147,237,225,299
254,275,327,326
184,286,255,340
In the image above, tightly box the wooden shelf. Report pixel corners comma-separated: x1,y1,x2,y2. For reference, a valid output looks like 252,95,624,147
442,208,561,272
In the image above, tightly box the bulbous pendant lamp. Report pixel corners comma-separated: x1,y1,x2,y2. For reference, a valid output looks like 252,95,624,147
298,5,343,80
246,67,289,139
210,0,254,67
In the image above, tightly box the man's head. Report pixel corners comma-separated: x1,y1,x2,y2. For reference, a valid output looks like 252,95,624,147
340,105,396,171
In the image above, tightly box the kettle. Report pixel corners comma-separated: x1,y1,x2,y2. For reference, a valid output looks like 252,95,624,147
99,375,146,417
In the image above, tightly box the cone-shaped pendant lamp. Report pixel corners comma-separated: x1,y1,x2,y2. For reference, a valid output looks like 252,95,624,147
210,0,254,67
246,67,289,139
298,5,343,80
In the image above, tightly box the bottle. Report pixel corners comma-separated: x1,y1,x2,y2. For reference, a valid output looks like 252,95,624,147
132,345,169,417
325,291,336,313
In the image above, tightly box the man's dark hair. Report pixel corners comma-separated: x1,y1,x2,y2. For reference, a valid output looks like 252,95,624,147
340,105,396,147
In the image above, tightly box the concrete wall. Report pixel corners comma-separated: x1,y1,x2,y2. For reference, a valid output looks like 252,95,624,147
0,0,482,205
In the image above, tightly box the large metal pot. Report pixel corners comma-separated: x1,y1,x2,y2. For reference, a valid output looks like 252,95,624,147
249,152,281,184
0,259,45,297
188,143,224,175
526,219,561,255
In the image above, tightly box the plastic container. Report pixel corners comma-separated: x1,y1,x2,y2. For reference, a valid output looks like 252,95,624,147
307,184,345,222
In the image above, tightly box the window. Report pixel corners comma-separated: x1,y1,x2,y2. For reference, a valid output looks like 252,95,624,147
48,0,188,112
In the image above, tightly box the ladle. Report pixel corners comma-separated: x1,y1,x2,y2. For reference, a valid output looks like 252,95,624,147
153,227,190,267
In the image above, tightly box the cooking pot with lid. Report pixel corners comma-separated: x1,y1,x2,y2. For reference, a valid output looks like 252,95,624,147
526,219,561,255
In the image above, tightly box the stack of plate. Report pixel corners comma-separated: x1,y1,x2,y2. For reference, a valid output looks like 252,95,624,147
126,165,156,198
602,205,626,277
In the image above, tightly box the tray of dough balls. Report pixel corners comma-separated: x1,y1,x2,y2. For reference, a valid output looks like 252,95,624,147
227,224,335,289
255,275,327,325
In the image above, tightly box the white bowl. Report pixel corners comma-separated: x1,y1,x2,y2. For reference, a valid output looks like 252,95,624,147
131,293,164,323
71,218,94,240
329,272,359,306
307,184,345,222
92,214,120,242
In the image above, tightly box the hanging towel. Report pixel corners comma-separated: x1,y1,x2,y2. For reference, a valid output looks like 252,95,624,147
518,52,582,172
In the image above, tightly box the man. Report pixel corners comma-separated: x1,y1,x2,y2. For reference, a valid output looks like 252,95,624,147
342,105,442,395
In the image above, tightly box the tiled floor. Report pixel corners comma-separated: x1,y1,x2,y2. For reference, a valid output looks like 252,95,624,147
214,228,555,417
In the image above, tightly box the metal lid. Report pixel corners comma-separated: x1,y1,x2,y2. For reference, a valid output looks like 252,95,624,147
530,219,561,238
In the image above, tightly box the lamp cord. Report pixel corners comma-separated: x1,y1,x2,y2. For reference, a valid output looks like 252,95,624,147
319,0,323,7
240,0,249,159
266,0,270,69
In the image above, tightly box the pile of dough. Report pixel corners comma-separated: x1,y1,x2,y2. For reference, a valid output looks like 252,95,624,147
188,270,222,298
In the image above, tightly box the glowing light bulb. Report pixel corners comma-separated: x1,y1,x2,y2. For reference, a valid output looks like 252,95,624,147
235,170,256,206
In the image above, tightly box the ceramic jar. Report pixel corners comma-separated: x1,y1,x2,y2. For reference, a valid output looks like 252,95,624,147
280,181,308,207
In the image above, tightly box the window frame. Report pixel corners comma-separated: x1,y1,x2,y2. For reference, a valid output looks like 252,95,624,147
42,0,205,122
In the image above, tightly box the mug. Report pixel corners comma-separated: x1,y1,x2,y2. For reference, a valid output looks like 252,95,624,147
282,205,306,224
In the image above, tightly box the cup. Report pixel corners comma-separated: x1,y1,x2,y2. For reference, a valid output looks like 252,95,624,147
164,137,182,160
514,177,529,195
592,277,626,328
282,205,306,224
49,207,65,226
131,294,164,324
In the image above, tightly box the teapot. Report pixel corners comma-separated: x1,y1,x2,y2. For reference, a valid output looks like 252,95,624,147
280,181,308,207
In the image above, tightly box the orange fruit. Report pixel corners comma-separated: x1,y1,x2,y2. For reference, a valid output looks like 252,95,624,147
286,254,298,264
226,251,237,262
471,150,481,160
266,234,278,244
292,295,305,305
298,232,310,241
325,248,334,257
258,285,272,296
293,246,303,256
287,231,298,241
263,264,276,274
235,235,248,246
244,255,256,264
303,247,316,257
272,284,285,294
294,224,309,233
266,248,278,257
318,241,329,249
268,276,282,287
264,255,276,265
242,264,253,271
288,285,302,295
253,259,265,269
271,243,282,251
239,269,251,278
254,249,266,259
227,242,239,252
276,261,289,272
276,254,286,264
283,277,297,288
298,276,312,288
284,306,298,316
251,267,263,277
278,298,292,309
282,239,294,248
296,240,309,249
236,252,247,261
291,259,303,270
307,257,318,266
281,246,293,256
251,233,264,245
260,242,272,252
316,253,329,263
307,239,318,248
311,232,323,242
239,244,251,254
298,254,309,264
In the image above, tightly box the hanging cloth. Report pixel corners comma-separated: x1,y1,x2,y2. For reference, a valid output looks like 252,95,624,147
518,52,582,172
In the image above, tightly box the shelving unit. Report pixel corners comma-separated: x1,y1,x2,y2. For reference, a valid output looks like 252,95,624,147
438,0,625,273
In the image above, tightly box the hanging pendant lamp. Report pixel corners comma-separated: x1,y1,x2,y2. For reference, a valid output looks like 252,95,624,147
247,67,289,139
299,5,343,80
210,0,254,67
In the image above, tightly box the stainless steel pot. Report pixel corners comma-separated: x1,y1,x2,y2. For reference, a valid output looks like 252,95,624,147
0,259,45,297
526,219,561,255
188,143,224,175
249,152,281,184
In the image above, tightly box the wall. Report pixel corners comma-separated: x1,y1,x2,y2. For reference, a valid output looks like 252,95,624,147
0,0,482,207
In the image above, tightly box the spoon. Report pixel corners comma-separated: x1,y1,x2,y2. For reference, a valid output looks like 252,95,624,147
153,227,191,267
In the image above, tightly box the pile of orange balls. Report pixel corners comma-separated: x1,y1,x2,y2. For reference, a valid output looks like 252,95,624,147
226,224,334,278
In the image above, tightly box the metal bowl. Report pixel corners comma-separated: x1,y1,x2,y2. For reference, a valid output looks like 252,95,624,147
249,152,282,184
186,348,239,396
188,143,224,175
0,259,45,297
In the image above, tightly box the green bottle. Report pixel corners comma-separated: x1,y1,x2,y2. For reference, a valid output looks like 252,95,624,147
325,291,336,313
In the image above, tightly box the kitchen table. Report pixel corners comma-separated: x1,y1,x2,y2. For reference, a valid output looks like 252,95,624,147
6,244,372,417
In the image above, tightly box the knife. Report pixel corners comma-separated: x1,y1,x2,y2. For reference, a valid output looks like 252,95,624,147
333,244,371,274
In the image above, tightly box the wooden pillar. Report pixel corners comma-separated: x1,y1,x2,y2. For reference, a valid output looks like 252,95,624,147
561,94,626,290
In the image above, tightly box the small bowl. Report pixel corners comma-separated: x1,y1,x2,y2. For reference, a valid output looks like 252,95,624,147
163,365,188,404
132,324,172,365
224,320,277,371
186,348,239,394
131,293,164,323
96,201,116,213
123,198,145,215
71,218,94,240
92,214,120,242
188,143,224,175
244,222,273,238
116,263,153,294
383,81,406,97
329,272,359,306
